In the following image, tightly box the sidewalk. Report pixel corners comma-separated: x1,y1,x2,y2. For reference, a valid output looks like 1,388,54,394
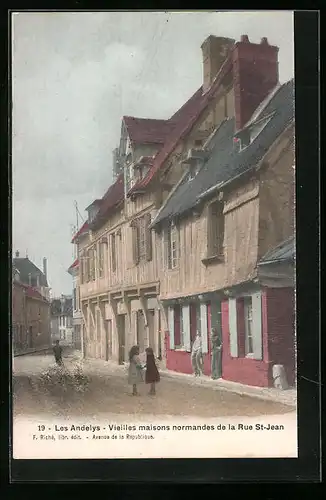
160,368,297,407
79,355,296,408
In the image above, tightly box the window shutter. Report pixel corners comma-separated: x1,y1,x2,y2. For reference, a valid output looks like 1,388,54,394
145,213,152,262
200,303,208,354
182,305,191,352
252,292,263,360
163,227,169,269
207,205,213,256
168,307,175,350
228,298,238,357
132,225,139,265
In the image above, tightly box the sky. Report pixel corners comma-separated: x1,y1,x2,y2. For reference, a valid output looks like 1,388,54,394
12,11,294,296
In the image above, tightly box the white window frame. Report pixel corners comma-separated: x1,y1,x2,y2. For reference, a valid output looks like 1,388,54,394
244,296,254,357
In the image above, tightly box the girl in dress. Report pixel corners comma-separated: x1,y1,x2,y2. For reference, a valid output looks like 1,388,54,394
128,345,143,396
145,347,160,395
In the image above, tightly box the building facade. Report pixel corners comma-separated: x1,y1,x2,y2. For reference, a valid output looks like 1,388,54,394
67,258,82,350
71,34,296,389
12,253,51,354
151,37,295,388
50,295,73,346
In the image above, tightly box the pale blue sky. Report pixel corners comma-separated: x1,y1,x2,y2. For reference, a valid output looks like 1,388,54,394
12,11,294,295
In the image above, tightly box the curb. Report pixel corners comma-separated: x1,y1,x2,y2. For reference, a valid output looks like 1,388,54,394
160,370,297,408
13,347,52,357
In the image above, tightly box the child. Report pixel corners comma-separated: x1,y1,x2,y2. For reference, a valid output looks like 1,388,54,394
145,347,160,395
128,345,143,396
53,340,63,365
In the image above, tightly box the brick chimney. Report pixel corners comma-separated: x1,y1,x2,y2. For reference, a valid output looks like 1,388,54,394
201,35,235,93
232,35,279,130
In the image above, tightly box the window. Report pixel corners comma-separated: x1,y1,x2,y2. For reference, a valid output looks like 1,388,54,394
138,217,146,261
111,233,117,272
207,201,224,258
98,242,104,278
244,297,254,356
164,222,178,269
96,309,101,342
132,214,152,265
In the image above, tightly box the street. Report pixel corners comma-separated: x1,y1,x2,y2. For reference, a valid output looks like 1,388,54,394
13,352,294,420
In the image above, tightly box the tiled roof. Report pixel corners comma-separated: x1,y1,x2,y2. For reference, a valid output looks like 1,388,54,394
123,116,173,145
259,236,295,265
13,257,48,287
71,221,89,243
90,173,124,230
14,281,49,302
152,79,294,226
128,55,234,195
68,259,79,271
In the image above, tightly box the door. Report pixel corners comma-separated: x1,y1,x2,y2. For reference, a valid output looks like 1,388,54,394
104,319,112,361
158,309,162,360
147,310,155,353
117,314,125,365
28,326,33,348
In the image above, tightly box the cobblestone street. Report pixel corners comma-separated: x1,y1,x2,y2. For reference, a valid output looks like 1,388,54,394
13,352,294,420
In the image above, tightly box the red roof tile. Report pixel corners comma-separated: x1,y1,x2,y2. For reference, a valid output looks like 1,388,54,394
68,258,79,271
90,173,124,228
15,282,49,302
129,55,233,195
71,221,89,243
123,116,174,145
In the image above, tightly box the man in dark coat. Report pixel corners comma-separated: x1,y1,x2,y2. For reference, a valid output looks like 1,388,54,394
53,340,63,365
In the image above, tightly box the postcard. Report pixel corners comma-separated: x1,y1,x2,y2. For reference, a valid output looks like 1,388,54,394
12,10,297,461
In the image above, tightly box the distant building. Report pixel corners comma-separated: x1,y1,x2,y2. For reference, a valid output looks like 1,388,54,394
12,252,51,354
50,295,73,346
67,259,82,350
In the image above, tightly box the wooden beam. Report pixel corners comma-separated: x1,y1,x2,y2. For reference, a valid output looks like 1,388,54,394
122,292,131,329
139,292,148,327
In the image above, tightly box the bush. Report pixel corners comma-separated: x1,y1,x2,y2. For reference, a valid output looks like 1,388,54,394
37,362,90,395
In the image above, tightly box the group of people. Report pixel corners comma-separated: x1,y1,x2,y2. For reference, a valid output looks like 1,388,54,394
191,327,223,379
53,326,222,391
128,345,160,396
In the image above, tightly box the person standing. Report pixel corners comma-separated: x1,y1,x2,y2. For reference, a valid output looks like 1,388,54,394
128,345,143,396
211,327,223,380
191,332,203,376
145,347,160,395
53,340,63,366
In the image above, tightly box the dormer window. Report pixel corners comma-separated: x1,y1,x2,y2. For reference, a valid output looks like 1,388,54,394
236,113,273,152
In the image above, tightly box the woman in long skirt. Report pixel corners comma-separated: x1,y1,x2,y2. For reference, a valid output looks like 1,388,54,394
145,347,160,395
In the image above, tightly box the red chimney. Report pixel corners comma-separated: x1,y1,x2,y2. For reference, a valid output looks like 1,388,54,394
232,35,279,130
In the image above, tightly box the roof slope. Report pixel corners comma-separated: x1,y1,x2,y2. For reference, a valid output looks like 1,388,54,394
14,281,49,302
13,257,48,287
123,116,174,145
90,173,124,230
259,236,295,265
152,79,294,226
71,221,89,243
129,55,234,195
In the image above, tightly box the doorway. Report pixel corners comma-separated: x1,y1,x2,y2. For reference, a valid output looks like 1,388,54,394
28,326,33,348
117,314,126,365
147,309,155,353
104,319,112,361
